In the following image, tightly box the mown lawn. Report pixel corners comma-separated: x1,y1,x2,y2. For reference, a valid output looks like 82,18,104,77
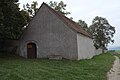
0,53,115,80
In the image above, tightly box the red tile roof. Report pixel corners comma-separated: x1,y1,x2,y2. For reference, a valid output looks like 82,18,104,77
43,3,91,38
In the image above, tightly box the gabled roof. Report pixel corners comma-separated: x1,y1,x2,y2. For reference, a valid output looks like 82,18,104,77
42,3,91,38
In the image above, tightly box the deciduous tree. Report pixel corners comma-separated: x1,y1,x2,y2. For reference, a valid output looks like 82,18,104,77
77,19,90,33
90,16,115,53
0,0,26,40
23,1,38,17
49,1,70,16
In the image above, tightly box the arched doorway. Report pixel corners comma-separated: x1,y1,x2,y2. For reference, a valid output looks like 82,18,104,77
27,43,37,59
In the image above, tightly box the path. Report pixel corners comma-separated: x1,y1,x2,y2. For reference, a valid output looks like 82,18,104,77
107,56,120,80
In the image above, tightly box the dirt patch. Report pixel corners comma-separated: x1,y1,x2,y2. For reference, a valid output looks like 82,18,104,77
107,56,120,80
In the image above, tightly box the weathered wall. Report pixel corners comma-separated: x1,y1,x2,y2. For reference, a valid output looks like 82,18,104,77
0,40,19,53
18,4,78,59
77,34,95,60
95,48,102,55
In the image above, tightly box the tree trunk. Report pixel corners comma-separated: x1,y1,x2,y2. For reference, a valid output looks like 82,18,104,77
102,46,104,53
102,48,104,53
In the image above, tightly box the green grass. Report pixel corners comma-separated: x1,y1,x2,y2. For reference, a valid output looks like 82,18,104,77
0,53,115,80
115,50,120,52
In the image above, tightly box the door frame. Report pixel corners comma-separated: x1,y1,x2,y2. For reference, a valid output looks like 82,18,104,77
26,41,38,58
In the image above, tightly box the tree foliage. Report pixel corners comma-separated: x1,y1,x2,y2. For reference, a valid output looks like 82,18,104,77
0,0,26,40
90,16,115,52
48,1,70,16
77,19,90,33
23,1,38,17
22,1,70,23
22,1,38,25
20,10,31,26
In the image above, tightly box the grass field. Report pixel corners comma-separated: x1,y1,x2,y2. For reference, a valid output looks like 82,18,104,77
0,53,115,80
115,50,120,52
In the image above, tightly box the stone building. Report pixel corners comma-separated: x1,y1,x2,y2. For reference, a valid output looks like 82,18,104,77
17,3,97,60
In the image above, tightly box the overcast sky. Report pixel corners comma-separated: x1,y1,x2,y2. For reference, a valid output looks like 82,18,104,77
19,0,120,48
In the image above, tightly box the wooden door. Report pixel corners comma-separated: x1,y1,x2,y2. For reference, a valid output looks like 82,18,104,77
27,43,37,59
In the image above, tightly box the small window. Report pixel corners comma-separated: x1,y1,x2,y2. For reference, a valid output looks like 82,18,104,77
27,44,32,48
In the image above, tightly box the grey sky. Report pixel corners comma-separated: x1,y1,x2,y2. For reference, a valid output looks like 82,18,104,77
19,0,120,48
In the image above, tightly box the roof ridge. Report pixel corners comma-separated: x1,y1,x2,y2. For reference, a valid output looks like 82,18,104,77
63,15,91,37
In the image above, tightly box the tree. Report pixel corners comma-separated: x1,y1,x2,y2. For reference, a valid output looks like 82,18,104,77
21,1,38,27
22,1,70,23
77,19,90,33
0,0,26,40
23,1,38,17
0,0,27,51
90,16,115,53
20,10,31,26
48,1,70,16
